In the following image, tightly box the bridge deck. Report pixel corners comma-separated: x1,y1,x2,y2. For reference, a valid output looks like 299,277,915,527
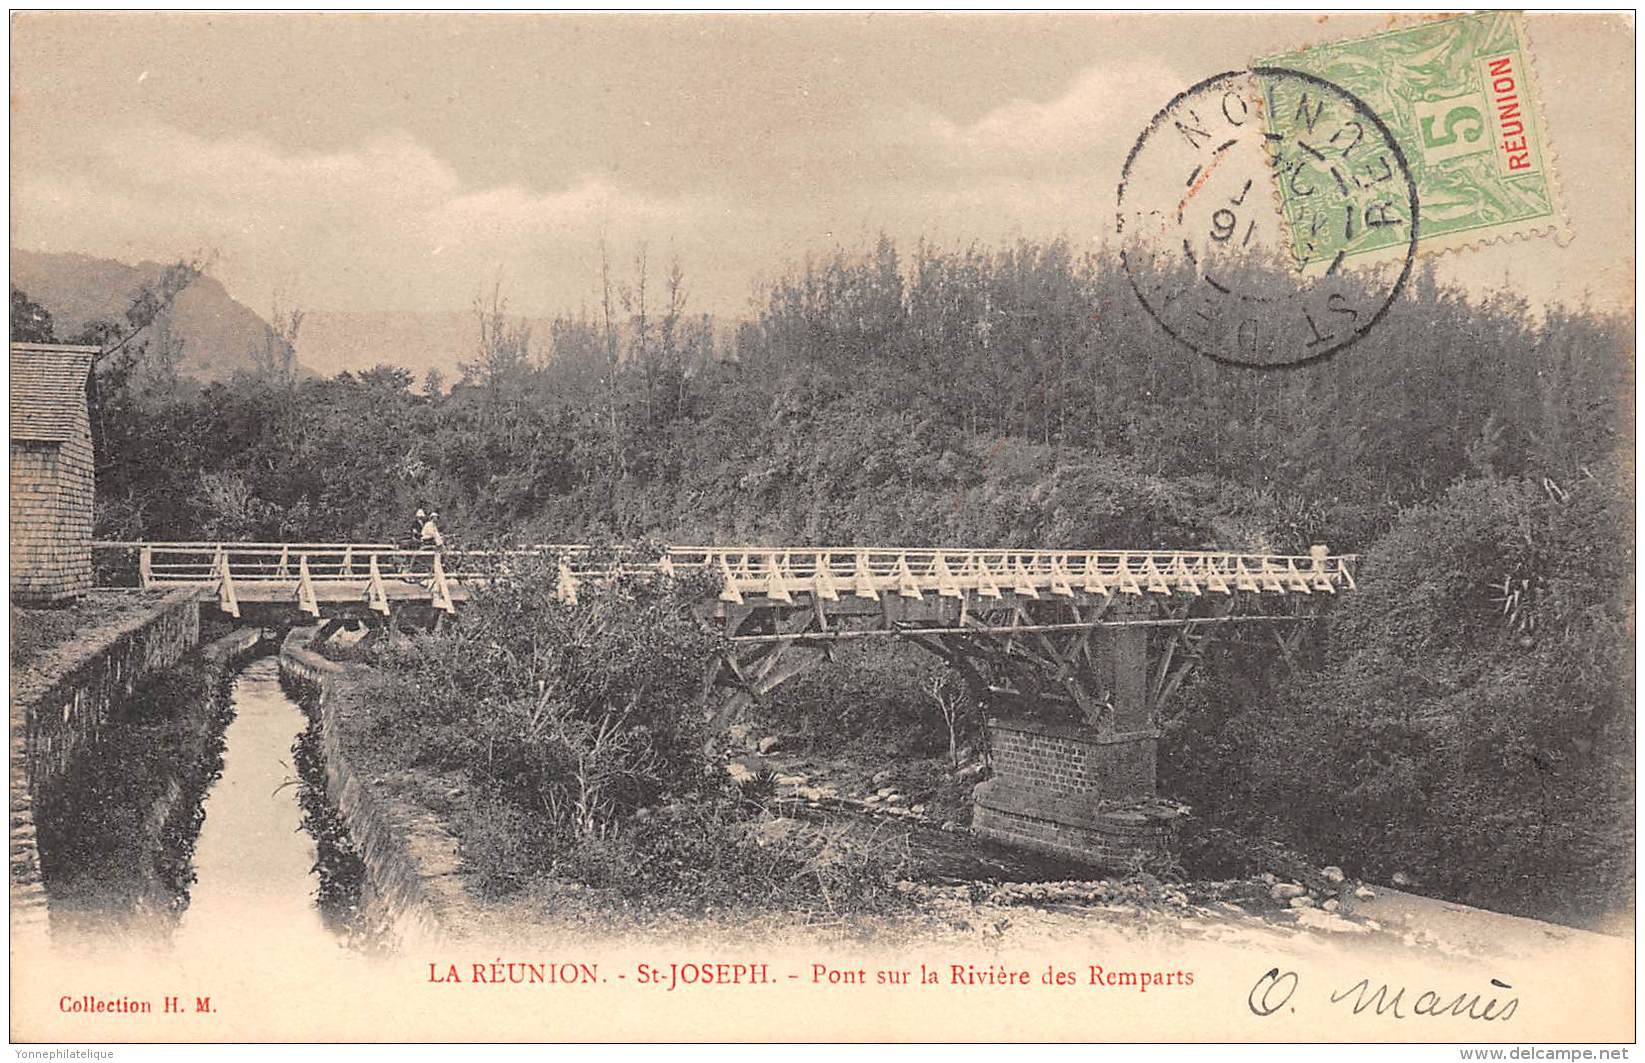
93,542,1358,620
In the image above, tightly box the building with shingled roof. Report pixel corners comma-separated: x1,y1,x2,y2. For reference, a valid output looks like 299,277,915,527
10,342,100,604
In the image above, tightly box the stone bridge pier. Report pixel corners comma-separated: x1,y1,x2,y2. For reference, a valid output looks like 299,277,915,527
967,602,1176,865
933,597,1181,867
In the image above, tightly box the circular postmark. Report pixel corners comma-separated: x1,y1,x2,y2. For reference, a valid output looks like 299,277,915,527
1116,67,1420,368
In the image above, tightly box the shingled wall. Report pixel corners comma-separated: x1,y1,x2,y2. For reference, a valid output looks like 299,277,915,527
10,344,98,605
11,441,94,603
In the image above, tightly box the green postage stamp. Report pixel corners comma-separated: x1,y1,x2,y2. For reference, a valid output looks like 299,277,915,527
1260,12,1566,267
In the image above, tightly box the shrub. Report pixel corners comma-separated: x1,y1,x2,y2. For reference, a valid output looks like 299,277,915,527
555,798,909,915
1168,466,1633,923
356,554,915,912
367,552,723,839
760,641,981,757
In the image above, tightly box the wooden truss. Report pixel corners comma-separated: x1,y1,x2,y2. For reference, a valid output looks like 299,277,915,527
703,585,1329,734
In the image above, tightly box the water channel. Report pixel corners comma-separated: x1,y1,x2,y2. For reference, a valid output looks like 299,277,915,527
170,657,341,952
39,654,364,957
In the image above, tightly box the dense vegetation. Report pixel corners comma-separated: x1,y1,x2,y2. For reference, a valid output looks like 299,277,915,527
355,558,905,913
15,236,1633,922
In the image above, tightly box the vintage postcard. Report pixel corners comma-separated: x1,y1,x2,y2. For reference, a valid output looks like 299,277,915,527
7,10,1635,1048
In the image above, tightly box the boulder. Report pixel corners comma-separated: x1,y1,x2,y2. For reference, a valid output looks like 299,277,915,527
1321,865,1346,884
1321,898,1340,913
757,736,781,755
1354,885,1377,900
1287,895,1315,909
871,769,894,786
1270,882,1307,901
1295,908,1371,934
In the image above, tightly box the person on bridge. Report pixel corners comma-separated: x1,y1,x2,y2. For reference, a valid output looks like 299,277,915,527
420,511,445,551
398,509,429,575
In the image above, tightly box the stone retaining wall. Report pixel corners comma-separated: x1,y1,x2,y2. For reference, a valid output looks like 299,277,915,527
10,593,204,933
278,631,456,948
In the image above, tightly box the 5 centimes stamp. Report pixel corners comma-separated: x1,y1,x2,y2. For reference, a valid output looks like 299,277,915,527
1116,68,1418,368
1260,11,1566,262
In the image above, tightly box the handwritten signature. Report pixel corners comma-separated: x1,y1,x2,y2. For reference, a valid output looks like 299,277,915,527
1249,968,1518,1022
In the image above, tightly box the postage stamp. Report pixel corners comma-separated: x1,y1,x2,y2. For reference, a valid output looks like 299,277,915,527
1259,12,1566,265
1116,68,1418,367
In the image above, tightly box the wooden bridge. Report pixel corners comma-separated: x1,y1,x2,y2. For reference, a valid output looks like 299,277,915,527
95,540,1352,610
93,538,1358,865
93,540,1355,728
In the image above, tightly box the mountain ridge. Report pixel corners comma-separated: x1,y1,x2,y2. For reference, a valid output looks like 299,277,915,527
9,249,310,381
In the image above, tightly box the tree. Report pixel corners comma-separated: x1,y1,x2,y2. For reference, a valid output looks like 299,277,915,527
1211,468,1633,921
598,236,625,481
252,289,304,384
461,282,531,390
131,312,186,408
925,671,973,767
621,242,653,425
10,286,54,342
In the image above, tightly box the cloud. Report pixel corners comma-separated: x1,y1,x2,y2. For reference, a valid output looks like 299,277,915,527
923,60,1184,160
11,123,705,314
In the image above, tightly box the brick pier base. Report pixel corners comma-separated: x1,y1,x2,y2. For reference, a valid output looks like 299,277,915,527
971,717,1181,868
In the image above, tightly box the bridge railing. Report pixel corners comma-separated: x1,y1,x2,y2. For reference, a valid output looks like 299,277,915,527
93,541,1357,617
95,542,591,581
665,546,1356,604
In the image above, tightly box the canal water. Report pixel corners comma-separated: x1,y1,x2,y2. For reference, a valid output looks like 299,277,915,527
39,655,365,958
170,657,341,954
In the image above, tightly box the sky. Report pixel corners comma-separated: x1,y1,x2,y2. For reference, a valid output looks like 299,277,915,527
9,11,1636,321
